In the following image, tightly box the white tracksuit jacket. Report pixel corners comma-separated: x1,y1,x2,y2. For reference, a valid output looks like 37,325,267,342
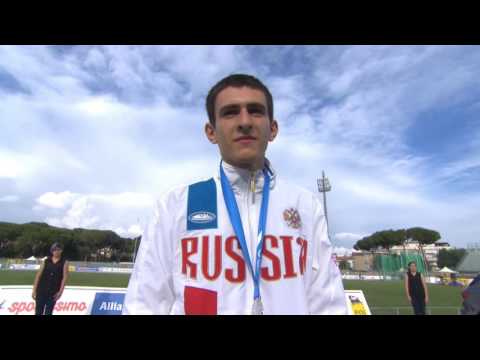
123,159,348,315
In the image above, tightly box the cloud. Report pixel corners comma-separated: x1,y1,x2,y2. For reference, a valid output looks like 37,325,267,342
0,46,92,100
1,45,479,247
0,195,19,203
0,149,44,179
339,178,423,207
36,191,76,209
437,156,480,181
37,191,154,236
332,247,354,256
75,95,127,116
334,233,367,243
113,225,143,238
46,197,99,229
127,225,143,236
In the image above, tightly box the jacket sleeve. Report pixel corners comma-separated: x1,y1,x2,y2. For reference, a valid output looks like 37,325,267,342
123,196,175,315
306,196,348,315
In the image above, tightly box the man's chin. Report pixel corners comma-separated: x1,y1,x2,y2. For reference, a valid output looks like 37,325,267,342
230,154,264,169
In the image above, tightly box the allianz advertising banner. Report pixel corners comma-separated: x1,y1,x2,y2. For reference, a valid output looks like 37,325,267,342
1,286,371,315
0,286,126,315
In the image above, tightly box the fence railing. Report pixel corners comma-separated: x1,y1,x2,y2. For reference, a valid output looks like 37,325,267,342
0,258,133,268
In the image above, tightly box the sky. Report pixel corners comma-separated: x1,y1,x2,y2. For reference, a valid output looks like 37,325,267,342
0,45,479,253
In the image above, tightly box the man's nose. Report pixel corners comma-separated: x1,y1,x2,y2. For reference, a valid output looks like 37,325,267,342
238,107,253,131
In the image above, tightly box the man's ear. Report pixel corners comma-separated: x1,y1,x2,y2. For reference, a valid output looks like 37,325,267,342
205,122,217,144
269,119,279,142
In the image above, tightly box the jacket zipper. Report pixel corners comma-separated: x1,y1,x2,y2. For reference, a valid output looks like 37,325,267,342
250,171,256,205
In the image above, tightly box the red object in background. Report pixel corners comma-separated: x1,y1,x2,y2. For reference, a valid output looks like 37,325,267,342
184,286,217,315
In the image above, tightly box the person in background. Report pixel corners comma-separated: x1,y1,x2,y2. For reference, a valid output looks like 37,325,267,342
32,242,69,315
405,261,429,315
448,273,464,287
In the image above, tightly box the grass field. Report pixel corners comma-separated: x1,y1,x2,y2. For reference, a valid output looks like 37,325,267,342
343,280,463,314
0,271,464,314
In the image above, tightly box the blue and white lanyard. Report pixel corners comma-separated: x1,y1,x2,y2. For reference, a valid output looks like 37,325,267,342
219,161,270,310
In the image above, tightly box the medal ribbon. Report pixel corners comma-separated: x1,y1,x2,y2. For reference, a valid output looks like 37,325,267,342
220,161,270,304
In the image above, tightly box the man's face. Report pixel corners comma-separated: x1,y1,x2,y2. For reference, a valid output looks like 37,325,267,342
205,86,278,170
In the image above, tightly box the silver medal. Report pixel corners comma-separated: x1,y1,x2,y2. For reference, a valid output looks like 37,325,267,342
252,298,264,315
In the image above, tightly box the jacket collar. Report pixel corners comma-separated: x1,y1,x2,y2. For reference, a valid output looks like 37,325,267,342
218,158,276,195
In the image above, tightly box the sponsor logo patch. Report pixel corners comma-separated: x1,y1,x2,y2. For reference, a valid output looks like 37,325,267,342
188,211,216,224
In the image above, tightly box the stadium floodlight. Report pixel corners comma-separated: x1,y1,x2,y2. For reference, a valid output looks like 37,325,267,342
317,172,331,193
317,171,332,242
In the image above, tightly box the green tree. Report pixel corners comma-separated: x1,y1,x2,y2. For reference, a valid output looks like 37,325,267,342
406,227,441,276
354,238,371,252
0,221,134,261
374,230,402,254
354,230,404,254
437,248,466,269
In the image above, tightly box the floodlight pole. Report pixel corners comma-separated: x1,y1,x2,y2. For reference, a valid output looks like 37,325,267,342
132,218,140,263
132,237,138,263
317,171,332,242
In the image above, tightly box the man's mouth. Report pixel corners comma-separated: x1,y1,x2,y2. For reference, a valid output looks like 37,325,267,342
234,136,256,143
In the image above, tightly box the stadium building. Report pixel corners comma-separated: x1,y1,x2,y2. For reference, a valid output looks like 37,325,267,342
390,240,452,271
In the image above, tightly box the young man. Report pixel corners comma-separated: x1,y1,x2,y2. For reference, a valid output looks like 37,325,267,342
123,74,348,315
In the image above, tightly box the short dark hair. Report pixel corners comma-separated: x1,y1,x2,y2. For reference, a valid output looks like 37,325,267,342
205,74,274,127
50,242,63,253
407,261,417,274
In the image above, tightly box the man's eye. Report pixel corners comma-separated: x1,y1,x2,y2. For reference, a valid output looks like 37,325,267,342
223,110,238,117
250,109,265,115
248,105,266,114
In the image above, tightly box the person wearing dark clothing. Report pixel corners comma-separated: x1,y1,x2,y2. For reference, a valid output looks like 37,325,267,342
404,261,429,315
32,243,69,315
